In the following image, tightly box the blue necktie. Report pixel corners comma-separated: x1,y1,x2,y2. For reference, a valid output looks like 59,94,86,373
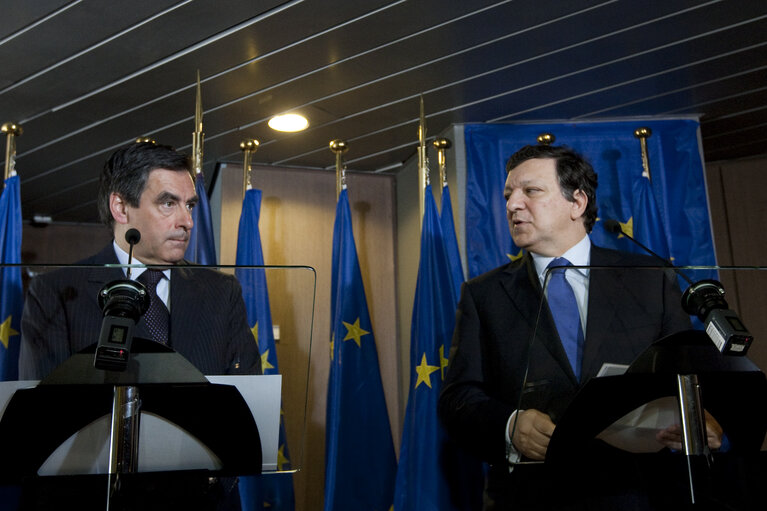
546,258,584,380
138,269,169,345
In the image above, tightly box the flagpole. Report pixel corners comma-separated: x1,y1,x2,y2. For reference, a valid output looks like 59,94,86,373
634,127,653,181
239,139,259,198
1,123,22,180
418,95,429,224
537,132,555,145
192,70,204,177
329,139,348,199
433,137,451,189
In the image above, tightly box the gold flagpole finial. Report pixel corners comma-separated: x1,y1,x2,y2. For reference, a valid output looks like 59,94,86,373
192,70,205,176
418,95,429,223
135,136,156,144
537,133,555,146
433,138,452,188
329,139,349,199
634,127,653,181
2,122,22,180
239,139,260,197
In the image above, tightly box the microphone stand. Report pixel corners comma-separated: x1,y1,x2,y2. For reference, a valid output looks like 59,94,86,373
604,220,710,504
104,229,144,510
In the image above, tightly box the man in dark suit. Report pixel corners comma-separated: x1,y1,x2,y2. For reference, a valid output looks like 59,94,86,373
19,141,261,378
438,145,720,510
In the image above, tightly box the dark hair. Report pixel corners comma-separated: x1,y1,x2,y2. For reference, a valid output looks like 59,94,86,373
505,144,598,232
97,142,191,228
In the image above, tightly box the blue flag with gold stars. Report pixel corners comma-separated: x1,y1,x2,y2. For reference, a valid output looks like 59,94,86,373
440,184,464,303
0,175,22,381
185,171,217,264
235,188,295,511
464,120,716,280
324,187,396,511
394,185,477,511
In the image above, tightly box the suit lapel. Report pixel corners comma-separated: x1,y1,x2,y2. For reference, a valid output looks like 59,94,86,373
499,256,578,384
85,244,125,310
582,245,624,379
168,265,197,351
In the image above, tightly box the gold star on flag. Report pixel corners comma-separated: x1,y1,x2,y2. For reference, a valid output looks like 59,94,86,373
618,217,633,239
507,250,524,262
0,315,18,349
415,353,439,389
342,318,369,348
261,348,275,371
439,345,449,380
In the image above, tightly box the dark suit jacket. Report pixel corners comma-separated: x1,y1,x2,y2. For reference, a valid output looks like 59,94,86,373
438,244,691,508
19,244,261,380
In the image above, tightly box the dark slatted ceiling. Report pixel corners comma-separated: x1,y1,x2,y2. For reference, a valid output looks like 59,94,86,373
1,0,766,223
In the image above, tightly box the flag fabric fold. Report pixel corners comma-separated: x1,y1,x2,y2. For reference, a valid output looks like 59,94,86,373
235,188,295,511
324,187,396,511
0,175,23,381
185,171,217,264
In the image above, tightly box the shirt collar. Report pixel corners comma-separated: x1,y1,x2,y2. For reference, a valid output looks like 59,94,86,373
531,234,591,283
112,240,171,280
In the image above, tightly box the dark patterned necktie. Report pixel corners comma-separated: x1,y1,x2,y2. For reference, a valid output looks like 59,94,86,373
138,269,169,345
546,257,584,380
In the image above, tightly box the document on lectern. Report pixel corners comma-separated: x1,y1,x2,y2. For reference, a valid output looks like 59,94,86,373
0,375,281,475
596,396,682,453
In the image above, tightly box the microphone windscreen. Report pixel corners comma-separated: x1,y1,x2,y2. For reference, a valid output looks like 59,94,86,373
125,228,141,245
604,219,622,234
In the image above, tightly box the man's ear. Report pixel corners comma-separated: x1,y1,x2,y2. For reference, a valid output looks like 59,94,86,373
109,193,129,225
570,189,588,220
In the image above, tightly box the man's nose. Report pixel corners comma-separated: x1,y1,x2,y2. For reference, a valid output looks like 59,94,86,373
506,192,523,212
178,207,194,230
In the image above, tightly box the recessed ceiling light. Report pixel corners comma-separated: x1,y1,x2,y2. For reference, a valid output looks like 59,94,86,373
268,113,309,132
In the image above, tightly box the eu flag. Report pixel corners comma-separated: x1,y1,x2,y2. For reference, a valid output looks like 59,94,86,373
185,171,217,264
324,187,396,511
394,185,474,511
0,175,23,381
235,188,295,510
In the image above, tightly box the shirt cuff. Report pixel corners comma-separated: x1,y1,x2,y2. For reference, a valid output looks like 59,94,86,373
505,409,522,466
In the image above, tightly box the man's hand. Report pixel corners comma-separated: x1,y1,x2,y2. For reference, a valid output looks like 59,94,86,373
656,411,723,451
510,409,556,460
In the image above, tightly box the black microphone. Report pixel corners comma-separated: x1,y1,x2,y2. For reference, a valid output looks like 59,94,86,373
603,219,752,355
94,229,150,371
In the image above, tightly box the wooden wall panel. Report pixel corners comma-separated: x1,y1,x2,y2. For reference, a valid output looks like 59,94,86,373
706,158,767,373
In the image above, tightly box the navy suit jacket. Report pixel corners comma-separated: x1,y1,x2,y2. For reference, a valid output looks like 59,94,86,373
438,244,691,467
19,244,261,379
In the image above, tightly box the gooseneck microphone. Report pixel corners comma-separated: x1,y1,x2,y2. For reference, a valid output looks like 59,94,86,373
94,229,151,371
604,219,753,355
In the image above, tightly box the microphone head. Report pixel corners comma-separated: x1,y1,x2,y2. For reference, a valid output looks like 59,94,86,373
125,228,141,246
604,219,622,234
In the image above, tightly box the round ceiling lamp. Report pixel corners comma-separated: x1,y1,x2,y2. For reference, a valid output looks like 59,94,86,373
268,113,309,132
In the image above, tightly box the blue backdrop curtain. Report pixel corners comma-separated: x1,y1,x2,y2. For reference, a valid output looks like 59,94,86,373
464,119,716,283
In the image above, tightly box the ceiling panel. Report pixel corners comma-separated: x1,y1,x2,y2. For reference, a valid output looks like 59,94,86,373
1,0,766,222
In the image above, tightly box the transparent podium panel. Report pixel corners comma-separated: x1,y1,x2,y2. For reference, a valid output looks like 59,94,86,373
507,264,767,507
0,263,314,491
